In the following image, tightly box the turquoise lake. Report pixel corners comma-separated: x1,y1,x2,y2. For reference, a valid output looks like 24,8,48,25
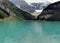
0,21,60,43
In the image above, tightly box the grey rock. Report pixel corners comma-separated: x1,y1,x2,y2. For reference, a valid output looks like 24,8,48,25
37,1,60,21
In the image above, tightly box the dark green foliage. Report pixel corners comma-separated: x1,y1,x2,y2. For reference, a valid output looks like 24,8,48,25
7,1,35,20
0,7,9,19
37,1,60,21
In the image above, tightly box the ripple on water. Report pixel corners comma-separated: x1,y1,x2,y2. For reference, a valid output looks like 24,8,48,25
0,21,60,43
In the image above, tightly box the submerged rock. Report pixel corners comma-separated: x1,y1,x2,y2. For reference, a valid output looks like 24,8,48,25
37,1,60,21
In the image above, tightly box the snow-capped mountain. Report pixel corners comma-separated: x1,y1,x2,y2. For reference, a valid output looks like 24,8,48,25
9,0,35,13
31,2,50,10
9,0,59,13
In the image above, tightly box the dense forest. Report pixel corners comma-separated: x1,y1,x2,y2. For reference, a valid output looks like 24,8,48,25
0,0,35,20
0,0,60,21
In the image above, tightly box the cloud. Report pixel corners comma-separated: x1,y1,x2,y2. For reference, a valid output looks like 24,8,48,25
24,0,60,3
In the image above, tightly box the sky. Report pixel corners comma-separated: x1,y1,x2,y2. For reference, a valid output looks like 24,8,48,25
10,0,60,3
24,0,60,3
9,0,60,12
10,0,60,4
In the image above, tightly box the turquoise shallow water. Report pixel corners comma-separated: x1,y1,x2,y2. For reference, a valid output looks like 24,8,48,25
0,21,60,43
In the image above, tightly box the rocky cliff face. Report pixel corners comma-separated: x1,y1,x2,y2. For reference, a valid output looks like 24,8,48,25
0,1,14,16
7,1,35,20
10,0,35,13
37,1,60,21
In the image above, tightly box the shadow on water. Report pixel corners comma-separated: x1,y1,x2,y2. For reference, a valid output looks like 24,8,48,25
0,21,60,43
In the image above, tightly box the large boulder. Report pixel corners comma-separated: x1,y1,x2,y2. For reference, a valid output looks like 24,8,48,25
37,1,60,21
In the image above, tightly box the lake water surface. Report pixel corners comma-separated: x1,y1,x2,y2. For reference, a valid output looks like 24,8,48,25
0,21,60,43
